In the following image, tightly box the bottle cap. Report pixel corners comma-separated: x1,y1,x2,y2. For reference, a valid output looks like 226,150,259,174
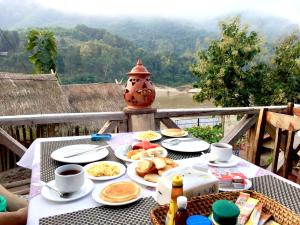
0,195,7,212
172,175,183,187
186,215,212,225
177,196,187,209
212,200,240,225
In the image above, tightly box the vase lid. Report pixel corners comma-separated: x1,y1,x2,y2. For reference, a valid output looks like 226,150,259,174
128,59,151,76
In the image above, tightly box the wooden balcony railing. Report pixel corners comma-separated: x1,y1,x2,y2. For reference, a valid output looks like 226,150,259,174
0,105,286,172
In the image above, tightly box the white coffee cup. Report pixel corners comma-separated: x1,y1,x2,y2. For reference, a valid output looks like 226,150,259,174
210,143,233,162
55,164,84,193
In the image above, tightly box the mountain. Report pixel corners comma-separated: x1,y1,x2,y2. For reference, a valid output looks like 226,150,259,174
0,25,196,86
0,0,299,86
1,0,297,44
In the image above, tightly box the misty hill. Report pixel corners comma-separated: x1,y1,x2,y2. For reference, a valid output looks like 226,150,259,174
0,0,299,86
1,0,298,45
0,25,196,86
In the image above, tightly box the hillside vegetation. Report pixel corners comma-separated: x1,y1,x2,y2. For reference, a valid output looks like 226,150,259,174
0,25,199,86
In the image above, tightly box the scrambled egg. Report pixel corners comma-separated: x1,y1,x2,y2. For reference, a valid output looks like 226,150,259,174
87,162,120,177
138,131,159,141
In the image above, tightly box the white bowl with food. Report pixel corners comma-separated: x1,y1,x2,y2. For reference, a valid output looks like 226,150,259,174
83,161,126,181
134,131,162,141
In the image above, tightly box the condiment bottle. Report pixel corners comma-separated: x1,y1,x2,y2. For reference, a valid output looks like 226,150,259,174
0,195,7,212
165,175,183,225
210,200,240,225
175,196,189,225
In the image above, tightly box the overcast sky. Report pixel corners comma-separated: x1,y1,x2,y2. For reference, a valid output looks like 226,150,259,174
3,0,300,24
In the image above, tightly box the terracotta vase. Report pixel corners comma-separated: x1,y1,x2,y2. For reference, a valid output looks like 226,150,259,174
124,59,156,109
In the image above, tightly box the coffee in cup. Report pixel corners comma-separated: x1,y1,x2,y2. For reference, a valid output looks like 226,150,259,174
210,143,233,162
55,164,84,193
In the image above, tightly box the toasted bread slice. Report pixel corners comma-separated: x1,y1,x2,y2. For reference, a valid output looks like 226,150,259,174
135,159,155,177
158,165,174,176
153,157,167,170
165,158,175,165
144,173,160,183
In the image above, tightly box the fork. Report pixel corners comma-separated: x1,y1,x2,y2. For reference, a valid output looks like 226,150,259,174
165,138,196,146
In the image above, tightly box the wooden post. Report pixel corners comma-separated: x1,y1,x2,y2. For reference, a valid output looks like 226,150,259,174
246,124,257,162
123,108,157,132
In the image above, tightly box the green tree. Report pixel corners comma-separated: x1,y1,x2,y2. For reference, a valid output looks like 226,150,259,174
271,32,300,104
191,17,261,107
26,29,57,74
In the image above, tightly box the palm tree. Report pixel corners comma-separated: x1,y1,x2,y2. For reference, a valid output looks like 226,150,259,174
26,29,57,74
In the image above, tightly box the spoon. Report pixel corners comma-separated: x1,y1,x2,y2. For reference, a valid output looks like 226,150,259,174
42,182,73,198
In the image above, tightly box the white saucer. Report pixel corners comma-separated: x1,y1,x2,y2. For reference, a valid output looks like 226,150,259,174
219,179,252,192
41,178,94,202
205,154,239,167
92,181,143,206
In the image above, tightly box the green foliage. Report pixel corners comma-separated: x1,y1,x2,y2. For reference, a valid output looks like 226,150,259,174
26,29,57,74
191,17,262,107
272,32,300,103
185,125,223,143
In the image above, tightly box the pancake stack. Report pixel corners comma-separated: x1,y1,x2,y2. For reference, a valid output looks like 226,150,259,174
100,181,141,203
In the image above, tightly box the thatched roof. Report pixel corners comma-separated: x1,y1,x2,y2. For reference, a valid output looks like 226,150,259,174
0,72,72,116
62,83,125,113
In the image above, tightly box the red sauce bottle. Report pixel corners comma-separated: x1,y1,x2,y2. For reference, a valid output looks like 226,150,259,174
175,196,189,225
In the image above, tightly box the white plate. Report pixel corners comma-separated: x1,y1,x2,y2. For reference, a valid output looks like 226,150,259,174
161,129,189,138
161,138,210,152
83,161,126,181
51,144,109,163
206,154,239,167
92,181,143,206
219,179,252,192
126,161,158,187
114,145,168,163
134,131,162,142
41,178,94,202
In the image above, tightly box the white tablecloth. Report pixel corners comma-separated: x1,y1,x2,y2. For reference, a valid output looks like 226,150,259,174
17,134,300,225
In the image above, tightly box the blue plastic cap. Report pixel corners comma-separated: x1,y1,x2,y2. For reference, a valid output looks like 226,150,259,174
186,215,212,225
91,133,112,141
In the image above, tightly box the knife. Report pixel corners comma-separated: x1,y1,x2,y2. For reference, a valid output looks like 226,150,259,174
63,145,109,158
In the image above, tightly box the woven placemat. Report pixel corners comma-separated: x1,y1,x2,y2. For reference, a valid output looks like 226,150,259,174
250,175,300,214
38,175,299,224
40,138,124,183
39,196,158,225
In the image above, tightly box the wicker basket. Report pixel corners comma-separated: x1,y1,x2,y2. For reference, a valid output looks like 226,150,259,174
150,190,300,225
